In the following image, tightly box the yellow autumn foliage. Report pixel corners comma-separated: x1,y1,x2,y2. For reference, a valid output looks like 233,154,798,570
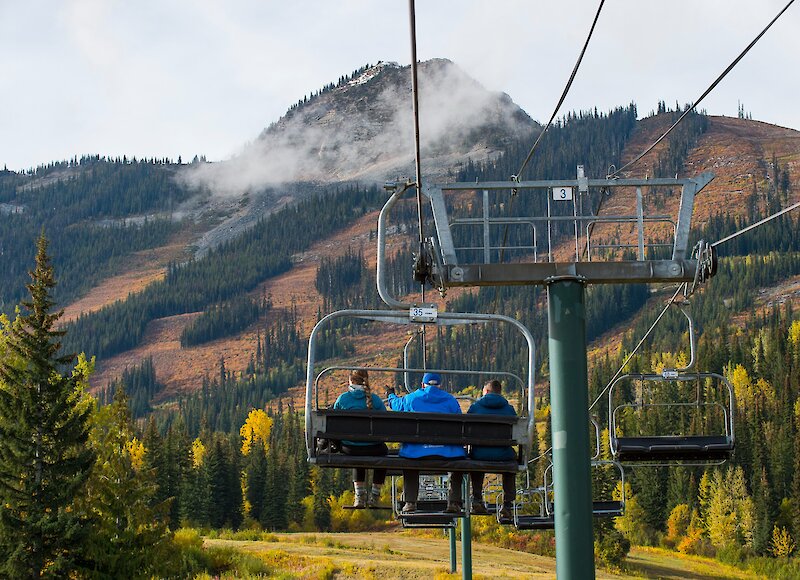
771,525,795,558
240,409,273,455
126,437,145,471
191,437,206,468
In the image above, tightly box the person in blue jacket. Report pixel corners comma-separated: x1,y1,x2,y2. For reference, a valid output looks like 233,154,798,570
387,372,466,513
333,369,387,508
466,379,517,519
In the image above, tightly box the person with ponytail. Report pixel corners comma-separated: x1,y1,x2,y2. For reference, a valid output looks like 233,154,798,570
333,369,388,508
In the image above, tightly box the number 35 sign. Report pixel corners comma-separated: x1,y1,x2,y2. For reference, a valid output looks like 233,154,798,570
552,186,573,201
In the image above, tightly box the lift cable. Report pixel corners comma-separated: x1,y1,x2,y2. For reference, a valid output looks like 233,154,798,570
498,0,605,266
587,282,687,412
529,282,687,464
408,0,428,368
711,200,800,248
514,0,606,182
609,0,796,178
408,0,425,246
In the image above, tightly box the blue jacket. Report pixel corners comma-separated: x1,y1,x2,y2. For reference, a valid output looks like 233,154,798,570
388,386,466,459
467,393,517,461
333,388,386,446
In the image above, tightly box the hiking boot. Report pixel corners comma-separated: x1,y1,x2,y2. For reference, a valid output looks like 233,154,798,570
367,491,381,508
470,502,489,515
401,502,417,514
445,501,463,514
498,504,513,521
353,490,368,509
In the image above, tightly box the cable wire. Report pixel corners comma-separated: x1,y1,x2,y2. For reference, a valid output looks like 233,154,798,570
408,0,425,246
515,0,605,181
529,282,687,465
587,282,687,411
610,0,796,178
712,200,800,248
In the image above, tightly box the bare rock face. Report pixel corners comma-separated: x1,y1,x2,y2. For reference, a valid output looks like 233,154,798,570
182,59,538,196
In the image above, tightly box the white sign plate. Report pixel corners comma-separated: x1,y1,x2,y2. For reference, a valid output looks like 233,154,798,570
553,186,573,201
410,306,438,323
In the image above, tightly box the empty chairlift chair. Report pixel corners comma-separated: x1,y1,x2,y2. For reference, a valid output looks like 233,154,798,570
607,304,735,463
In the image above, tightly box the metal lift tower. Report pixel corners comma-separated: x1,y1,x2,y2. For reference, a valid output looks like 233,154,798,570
377,170,717,579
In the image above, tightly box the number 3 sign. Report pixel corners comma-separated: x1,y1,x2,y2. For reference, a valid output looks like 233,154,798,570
552,186,573,201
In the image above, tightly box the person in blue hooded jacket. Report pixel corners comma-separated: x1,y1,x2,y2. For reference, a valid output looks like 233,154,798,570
466,379,517,519
333,369,387,508
387,372,466,513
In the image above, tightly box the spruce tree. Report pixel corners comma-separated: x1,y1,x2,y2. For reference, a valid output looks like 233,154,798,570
77,387,171,578
0,233,94,577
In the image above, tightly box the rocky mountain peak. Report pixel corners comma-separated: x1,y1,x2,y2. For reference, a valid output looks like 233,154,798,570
183,59,538,196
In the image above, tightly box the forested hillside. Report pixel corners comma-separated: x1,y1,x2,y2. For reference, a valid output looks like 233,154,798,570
0,156,192,316
87,100,800,575
0,84,800,566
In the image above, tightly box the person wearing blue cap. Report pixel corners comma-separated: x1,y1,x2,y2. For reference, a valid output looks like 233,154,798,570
387,372,466,513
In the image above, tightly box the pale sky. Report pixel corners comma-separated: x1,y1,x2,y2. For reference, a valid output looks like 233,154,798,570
1,0,798,172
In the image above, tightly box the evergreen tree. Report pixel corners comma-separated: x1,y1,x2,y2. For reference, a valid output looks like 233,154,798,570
0,233,95,577
77,387,172,578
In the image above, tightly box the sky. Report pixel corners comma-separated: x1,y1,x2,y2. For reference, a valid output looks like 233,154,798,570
1,0,798,172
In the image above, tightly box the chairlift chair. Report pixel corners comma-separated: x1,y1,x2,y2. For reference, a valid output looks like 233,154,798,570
305,309,536,476
607,303,735,463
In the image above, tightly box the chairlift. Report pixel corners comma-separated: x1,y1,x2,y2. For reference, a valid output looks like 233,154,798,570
305,308,536,476
391,474,459,528
541,460,625,520
607,303,735,463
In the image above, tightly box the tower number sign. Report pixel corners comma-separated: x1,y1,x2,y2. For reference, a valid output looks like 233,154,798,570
553,186,573,201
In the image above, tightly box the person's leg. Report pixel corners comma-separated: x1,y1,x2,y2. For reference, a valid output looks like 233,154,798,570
470,472,484,501
402,470,420,511
498,472,516,519
469,471,490,514
369,468,387,506
502,472,516,506
447,472,464,511
352,467,368,507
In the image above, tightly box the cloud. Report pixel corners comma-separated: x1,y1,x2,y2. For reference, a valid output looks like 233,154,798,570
180,60,535,197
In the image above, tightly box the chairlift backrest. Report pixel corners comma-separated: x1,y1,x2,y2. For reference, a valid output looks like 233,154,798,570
305,308,536,468
608,372,735,463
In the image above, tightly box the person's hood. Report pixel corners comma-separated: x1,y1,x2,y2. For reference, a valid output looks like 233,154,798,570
347,387,367,400
421,385,453,402
475,393,509,410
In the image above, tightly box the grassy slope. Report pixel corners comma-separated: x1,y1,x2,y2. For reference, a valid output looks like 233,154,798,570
204,532,761,579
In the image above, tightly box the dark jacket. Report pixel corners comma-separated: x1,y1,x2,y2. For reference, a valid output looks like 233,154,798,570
467,393,517,461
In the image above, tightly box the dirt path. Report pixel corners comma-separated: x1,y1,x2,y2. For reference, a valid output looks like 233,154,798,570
205,532,760,579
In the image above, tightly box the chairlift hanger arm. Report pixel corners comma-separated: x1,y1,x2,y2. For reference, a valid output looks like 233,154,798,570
440,174,714,191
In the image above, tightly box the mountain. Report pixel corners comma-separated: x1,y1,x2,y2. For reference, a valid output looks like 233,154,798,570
0,59,538,316
2,60,799,409
182,59,537,194
81,109,800,407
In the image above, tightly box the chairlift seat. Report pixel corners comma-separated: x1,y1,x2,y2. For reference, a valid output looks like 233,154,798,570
400,514,458,528
312,409,524,473
612,434,733,462
514,514,555,530
591,500,625,517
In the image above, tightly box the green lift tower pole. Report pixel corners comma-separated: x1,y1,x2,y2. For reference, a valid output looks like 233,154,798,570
547,279,595,578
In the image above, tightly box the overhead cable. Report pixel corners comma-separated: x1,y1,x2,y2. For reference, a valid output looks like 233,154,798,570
408,0,425,245
712,201,800,248
514,0,606,181
499,0,605,267
587,282,687,412
610,0,796,178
